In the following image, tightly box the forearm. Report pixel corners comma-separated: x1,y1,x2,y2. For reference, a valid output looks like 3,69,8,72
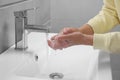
78,24,94,35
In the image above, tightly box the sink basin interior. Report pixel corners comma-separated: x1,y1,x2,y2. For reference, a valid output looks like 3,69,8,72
13,32,99,80
14,46,99,80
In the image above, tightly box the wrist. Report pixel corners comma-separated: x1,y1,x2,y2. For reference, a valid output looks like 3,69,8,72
78,24,94,35
82,34,93,46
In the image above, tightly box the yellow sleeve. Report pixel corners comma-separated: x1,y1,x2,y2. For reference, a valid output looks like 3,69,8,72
88,0,120,33
94,32,120,53
87,0,120,53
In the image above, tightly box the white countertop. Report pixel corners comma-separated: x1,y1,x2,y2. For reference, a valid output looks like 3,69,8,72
0,32,112,80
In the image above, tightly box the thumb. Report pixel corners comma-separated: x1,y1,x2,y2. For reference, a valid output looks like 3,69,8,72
63,28,73,34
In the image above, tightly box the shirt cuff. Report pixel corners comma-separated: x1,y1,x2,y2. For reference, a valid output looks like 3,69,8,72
93,34,110,51
87,20,97,33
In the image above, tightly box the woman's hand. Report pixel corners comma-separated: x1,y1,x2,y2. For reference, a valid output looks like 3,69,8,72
48,31,93,50
48,27,80,49
50,27,80,41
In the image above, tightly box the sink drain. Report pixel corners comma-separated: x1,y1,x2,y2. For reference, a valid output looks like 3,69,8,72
49,72,64,79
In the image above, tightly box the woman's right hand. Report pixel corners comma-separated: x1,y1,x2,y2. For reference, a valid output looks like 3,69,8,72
50,27,80,40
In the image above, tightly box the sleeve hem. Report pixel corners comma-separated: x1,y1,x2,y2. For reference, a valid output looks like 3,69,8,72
93,34,110,51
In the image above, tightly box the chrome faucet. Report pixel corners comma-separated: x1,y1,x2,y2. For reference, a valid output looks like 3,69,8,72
14,8,49,50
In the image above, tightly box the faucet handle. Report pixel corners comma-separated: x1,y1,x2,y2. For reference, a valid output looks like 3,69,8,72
14,10,27,18
23,7,39,12
14,7,39,18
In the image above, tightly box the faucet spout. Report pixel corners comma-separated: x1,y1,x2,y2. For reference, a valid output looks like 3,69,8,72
26,25,49,32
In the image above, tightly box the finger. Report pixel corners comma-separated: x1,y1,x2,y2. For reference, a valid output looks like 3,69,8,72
47,40,56,50
59,28,72,35
63,28,73,34
55,35,73,48
47,40,52,48
63,28,79,34
48,40,62,50
56,34,73,41
51,35,57,40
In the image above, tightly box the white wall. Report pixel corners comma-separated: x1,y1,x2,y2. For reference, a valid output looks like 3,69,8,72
0,0,50,54
0,0,32,53
50,0,103,32
34,0,50,25
0,0,27,6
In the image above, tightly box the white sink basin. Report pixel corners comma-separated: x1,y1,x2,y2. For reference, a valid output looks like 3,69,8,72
0,32,111,80
13,32,99,80
14,46,99,80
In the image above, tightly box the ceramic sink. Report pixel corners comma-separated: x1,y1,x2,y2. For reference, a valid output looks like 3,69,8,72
0,32,112,80
13,32,99,80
